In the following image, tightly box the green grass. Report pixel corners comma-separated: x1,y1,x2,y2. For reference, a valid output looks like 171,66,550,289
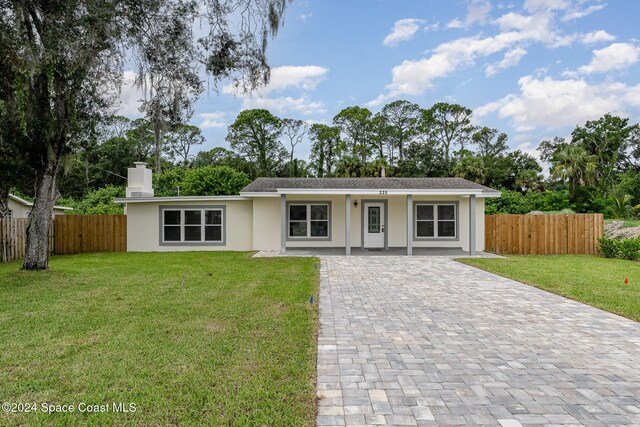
458,255,640,322
0,252,319,426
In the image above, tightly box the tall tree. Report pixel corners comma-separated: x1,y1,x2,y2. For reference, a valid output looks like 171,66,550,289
571,114,640,197
227,109,286,176
0,0,291,270
281,118,308,177
421,103,474,174
333,106,372,170
167,124,205,166
309,124,341,177
379,100,420,165
551,145,597,191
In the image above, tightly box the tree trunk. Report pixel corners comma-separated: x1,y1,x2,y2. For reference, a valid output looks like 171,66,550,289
154,119,162,174
23,159,58,270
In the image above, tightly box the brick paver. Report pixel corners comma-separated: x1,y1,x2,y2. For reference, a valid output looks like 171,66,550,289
316,256,640,426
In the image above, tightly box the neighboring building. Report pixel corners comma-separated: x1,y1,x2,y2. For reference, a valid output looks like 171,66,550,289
115,163,500,255
8,194,73,219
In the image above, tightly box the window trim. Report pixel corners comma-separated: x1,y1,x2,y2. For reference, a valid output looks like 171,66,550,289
413,201,459,241
159,205,226,246
286,201,332,241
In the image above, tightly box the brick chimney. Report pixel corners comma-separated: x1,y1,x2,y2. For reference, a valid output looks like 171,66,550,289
126,162,154,198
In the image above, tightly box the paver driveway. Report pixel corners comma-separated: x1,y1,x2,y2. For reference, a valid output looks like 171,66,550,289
316,256,640,427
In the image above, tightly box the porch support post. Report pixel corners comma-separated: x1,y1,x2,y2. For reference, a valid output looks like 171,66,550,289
280,194,286,255
469,195,477,256
345,194,351,255
406,194,413,256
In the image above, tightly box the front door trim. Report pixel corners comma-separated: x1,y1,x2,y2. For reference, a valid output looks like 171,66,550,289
360,199,388,250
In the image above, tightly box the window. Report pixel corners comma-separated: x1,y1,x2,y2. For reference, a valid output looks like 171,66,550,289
288,203,330,239
161,207,224,244
415,203,457,239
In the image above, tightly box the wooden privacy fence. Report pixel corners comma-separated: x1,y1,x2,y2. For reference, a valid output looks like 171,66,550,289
54,215,127,255
0,218,54,262
485,214,604,255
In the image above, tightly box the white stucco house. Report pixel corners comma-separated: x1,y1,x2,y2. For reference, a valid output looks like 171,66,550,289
115,162,501,255
8,194,73,218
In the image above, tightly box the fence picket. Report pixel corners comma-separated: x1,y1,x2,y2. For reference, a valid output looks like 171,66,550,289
485,213,603,255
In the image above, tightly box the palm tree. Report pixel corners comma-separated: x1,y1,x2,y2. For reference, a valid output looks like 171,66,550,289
453,152,487,184
550,145,597,191
607,194,640,219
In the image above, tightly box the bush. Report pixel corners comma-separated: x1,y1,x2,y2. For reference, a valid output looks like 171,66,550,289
72,186,125,215
181,166,250,196
598,237,619,258
598,236,640,261
618,237,640,261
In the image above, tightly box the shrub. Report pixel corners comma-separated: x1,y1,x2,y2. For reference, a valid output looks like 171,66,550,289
598,236,640,261
618,237,640,261
181,166,250,196
72,186,125,215
598,237,619,259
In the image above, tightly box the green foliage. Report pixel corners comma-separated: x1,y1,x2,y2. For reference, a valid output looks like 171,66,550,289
485,190,533,214
227,109,286,177
72,186,125,215
181,166,250,196
619,238,640,261
153,167,188,197
598,237,640,261
607,194,637,219
598,237,620,259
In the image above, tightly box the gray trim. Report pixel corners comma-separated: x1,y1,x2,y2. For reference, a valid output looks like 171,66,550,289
280,195,286,254
413,201,460,241
159,205,226,246
285,201,332,242
407,195,413,256
360,199,388,250
469,195,477,255
345,195,351,255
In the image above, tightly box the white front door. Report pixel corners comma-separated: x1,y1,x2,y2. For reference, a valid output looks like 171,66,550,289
363,202,385,248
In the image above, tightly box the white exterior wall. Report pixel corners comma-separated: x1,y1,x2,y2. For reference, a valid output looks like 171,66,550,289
280,194,485,252
7,199,68,218
126,200,253,252
8,199,31,218
252,197,280,251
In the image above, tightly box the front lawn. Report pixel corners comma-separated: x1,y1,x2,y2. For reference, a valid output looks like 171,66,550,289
0,252,318,426
458,255,640,322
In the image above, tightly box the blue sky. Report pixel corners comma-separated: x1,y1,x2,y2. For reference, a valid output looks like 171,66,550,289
119,0,640,163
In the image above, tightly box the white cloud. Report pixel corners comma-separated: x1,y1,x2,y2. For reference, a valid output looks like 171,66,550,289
578,43,640,74
476,75,640,131
240,96,326,116
446,0,492,29
383,18,425,47
298,12,312,20
198,112,228,129
376,13,562,99
445,18,464,29
562,2,606,21
523,0,569,13
223,65,328,96
581,30,616,44
485,47,527,76
115,71,144,117
222,65,328,116
466,0,493,24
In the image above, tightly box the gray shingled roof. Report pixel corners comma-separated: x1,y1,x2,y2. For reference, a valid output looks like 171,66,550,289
241,177,499,193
